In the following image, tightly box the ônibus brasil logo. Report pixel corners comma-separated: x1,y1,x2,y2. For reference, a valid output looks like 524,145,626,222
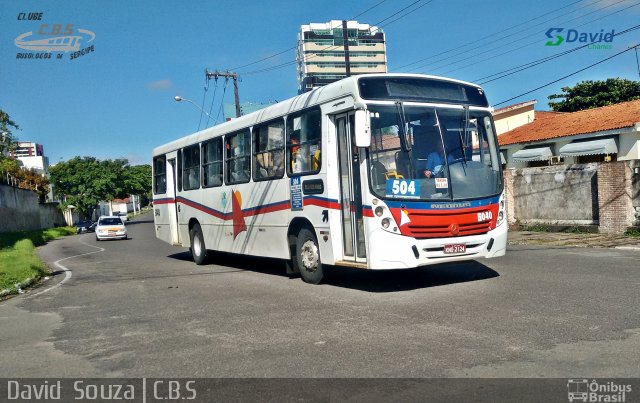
545,28,615,50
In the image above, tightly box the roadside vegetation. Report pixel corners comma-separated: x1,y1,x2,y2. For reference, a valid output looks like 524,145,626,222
625,228,640,237
0,227,75,296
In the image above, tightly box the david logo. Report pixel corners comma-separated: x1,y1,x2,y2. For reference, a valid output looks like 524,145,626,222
545,27,615,47
545,28,565,46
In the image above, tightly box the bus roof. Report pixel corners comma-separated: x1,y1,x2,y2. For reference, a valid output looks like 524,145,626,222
152,73,485,156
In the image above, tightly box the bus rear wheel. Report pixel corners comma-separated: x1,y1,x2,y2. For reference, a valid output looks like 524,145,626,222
296,228,324,284
190,223,208,265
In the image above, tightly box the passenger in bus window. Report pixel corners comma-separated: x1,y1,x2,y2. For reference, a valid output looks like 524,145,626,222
273,150,284,176
291,138,309,173
413,121,444,179
256,152,270,178
310,144,320,171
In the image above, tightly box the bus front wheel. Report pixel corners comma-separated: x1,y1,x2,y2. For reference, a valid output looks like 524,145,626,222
296,228,324,284
190,223,208,265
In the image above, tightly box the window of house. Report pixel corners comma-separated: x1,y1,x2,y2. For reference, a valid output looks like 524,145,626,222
287,108,322,176
153,155,166,194
225,130,251,184
576,154,617,164
182,144,200,190
253,120,285,180
202,138,223,187
527,160,550,168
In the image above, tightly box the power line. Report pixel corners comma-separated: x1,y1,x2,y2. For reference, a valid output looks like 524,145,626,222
230,0,393,75
205,75,220,128
427,0,638,76
404,0,627,74
392,0,589,71
197,74,209,131
494,44,639,106
418,0,630,74
241,0,435,77
229,46,297,72
352,0,387,20
476,24,640,85
372,0,423,26
376,0,435,29
635,45,640,79
215,78,229,124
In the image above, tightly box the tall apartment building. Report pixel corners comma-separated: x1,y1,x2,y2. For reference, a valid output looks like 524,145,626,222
296,20,387,94
11,141,49,174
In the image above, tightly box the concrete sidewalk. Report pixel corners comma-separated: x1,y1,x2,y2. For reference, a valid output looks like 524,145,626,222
508,230,640,250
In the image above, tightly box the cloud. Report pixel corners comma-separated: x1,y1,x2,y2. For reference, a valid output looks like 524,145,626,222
147,79,172,91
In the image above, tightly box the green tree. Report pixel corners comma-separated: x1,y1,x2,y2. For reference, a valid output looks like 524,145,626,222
548,78,640,112
50,157,151,217
0,109,19,156
123,164,152,202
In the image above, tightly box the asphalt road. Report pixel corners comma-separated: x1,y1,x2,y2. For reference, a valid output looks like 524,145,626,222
1,212,639,379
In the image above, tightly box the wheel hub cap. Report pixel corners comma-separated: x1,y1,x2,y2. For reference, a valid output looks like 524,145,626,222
193,237,202,256
301,240,319,272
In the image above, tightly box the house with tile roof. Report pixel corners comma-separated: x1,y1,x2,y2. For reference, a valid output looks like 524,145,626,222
496,99,640,234
499,99,640,167
493,100,537,135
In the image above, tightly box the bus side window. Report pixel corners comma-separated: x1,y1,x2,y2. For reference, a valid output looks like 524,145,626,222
286,107,321,176
182,144,201,190
225,129,251,184
153,155,167,194
253,120,284,180
202,137,223,187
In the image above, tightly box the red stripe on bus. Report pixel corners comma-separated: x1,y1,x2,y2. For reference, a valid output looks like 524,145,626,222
176,196,228,220
244,200,291,217
304,198,340,210
153,198,175,205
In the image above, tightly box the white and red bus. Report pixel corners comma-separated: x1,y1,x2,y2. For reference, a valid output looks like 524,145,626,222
152,74,506,284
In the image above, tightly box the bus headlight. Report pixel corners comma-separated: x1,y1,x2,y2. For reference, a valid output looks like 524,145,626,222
496,194,506,226
381,218,390,229
375,206,384,217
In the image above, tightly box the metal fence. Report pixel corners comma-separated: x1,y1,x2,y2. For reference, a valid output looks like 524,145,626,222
0,168,40,190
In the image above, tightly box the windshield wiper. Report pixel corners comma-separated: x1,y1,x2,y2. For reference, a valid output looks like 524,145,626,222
395,101,415,177
459,106,469,162
395,101,411,152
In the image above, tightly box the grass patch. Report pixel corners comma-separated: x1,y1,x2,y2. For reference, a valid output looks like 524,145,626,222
562,226,587,234
625,228,640,237
0,227,75,294
525,225,549,232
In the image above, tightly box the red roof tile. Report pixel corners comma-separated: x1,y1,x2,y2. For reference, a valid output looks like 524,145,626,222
499,100,640,146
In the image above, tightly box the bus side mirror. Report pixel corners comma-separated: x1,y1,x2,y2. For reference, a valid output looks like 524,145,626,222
354,110,371,148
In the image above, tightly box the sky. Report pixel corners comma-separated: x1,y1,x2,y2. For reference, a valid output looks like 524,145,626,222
1,0,639,165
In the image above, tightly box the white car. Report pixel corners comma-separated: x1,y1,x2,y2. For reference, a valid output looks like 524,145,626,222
95,216,128,241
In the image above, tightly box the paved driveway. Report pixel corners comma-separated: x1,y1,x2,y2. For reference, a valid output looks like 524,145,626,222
1,213,639,379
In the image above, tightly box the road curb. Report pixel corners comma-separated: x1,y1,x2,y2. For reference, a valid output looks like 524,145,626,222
614,246,640,251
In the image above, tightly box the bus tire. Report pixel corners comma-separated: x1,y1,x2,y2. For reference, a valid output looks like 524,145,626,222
296,228,324,284
190,223,208,265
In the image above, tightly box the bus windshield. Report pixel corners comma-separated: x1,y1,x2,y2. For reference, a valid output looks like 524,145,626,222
367,104,502,201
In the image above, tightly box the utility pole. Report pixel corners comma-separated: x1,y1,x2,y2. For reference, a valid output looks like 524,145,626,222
342,20,351,77
205,70,241,118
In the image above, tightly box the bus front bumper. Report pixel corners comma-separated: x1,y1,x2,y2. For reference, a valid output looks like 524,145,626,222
366,220,508,270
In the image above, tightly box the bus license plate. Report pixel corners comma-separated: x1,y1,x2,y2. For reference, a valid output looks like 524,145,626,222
444,244,466,254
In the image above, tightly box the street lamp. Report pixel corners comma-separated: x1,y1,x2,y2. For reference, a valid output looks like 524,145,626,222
174,96,212,119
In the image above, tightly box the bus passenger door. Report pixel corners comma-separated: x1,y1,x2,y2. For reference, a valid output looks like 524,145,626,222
166,155,181,245
336,113,367,263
